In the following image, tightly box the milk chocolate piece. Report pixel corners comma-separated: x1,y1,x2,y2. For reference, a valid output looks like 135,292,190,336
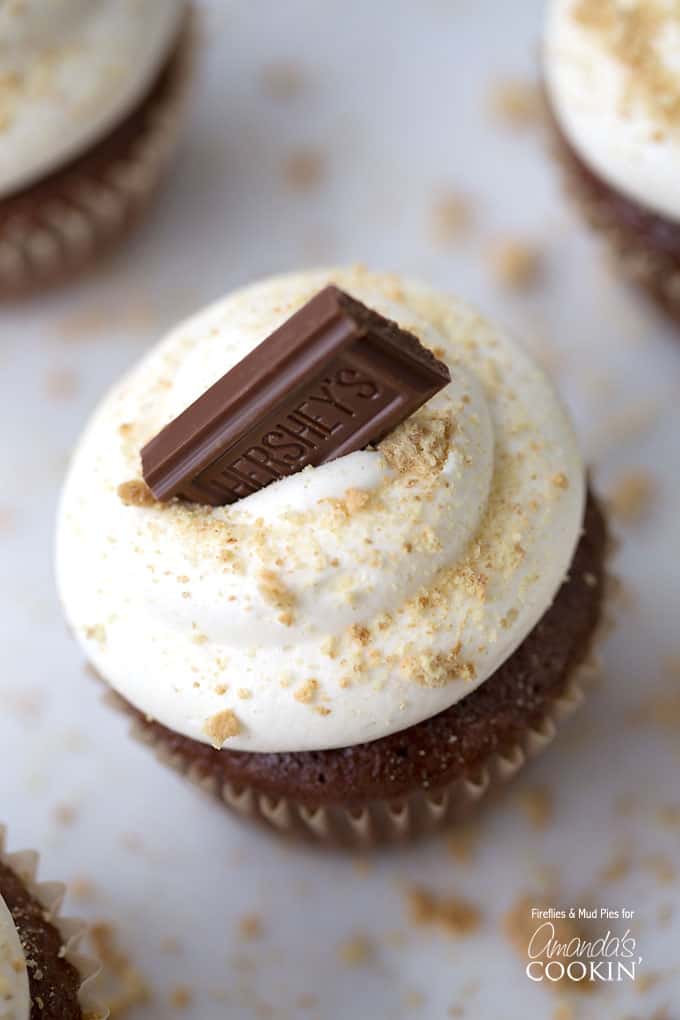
141,285,451,505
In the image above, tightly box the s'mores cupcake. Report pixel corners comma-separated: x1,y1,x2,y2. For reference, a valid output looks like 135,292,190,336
56,268,610,848
544,0,680,321
0,826,103,1019
0,0,192,298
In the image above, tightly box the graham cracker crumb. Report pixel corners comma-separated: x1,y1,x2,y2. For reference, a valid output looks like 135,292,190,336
117,480,156,508
349,623,371,646
283,147,326,192
606,469,656,524
552,472,569,490
238,914,264,941
488,238,543,290
517,786,554,830
401,645,476,688
258,570,297,622
203,709,241,748
406,885,481,936
488,77,541,128
294,678,319,704
429,189,474,245
344,487,371,513
337,934,375,966
261,61,305,100
53,802,78,827
380,412,454,476
169,986,193,1009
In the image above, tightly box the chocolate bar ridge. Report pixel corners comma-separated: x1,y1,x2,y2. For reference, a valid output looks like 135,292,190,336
141,285,451,506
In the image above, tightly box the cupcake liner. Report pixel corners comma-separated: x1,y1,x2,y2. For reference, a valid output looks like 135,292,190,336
97,540,616,849
544,100,680,322
0,12,194,300
0,825,107,1019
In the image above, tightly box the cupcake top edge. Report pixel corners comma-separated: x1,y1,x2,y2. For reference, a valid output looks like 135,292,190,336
56,266,586,753
544,0,680,221
0,0,186,199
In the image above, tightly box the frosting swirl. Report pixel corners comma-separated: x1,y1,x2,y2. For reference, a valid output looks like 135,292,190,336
0,894,29,1020
0,0,185,199
544,0,680,221
56,269,585,753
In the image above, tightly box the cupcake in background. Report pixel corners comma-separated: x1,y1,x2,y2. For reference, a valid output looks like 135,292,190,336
56,267,611,848
0,0,192,299
543,0,680,321
0,826,104,1019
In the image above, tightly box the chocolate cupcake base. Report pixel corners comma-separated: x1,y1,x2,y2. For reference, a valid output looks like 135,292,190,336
0,827,105,1019
0,14,193,300
545,98,680,323
107,492,610,849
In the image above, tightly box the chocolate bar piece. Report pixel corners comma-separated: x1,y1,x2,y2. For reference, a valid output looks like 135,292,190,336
141,285,451,506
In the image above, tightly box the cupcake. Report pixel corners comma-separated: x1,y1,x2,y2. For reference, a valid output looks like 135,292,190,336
543,0,680,320
0,0,191,298
0,826,104,1019
56,268,610,848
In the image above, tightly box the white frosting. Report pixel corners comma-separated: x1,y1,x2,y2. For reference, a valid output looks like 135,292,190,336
0,0,185,199
56,269,585,753
0,895,29,1020
544,0,680,221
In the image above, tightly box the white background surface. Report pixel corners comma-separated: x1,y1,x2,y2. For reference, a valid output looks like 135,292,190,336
2,1,679,1017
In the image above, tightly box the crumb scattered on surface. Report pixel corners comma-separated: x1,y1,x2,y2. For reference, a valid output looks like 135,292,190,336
429,189,474,244
606,469,656,524
406,885,481,936
487,238,543,290
169,985,193,1009
283,147,326,192
488,77,541,128
517,786,554,830
117,480,156,508
203,709,241,747
294,678,319,704
260,61,305,100
238,914,264,941
337,933,375,966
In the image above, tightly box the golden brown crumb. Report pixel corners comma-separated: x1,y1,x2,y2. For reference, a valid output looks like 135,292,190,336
487,238,543,290
344,487,371,513
258,570,297,622
202,709,241,748
429,189,474,245
45,367,79,400
70,877,97,902
406,885,481,936
117,480,156,508
283,147,326,192
552,1004,575,1020
238,914,264,941
488,77,541,128
600,850,632,883
337,934,375,966
53,802,78,827
294,678,319,704
380,411,454,476
260,61,305,100
606,469,656,524
401,645,476,688
517,786,554,830
552,472,569,490
169,985,193,1009
349,623,371,646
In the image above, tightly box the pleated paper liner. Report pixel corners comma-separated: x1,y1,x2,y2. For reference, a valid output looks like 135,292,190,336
0,11,194,300
544,97,680,323
0,826,107,1019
